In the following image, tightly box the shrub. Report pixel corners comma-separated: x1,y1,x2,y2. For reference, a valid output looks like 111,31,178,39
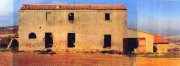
0,48,13,52
37,49,56,55
124,53,137,57
100,50,122,54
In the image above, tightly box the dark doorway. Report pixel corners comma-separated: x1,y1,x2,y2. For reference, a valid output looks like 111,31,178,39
123,38,138,53
45,33,53,48
11,38,19,51
104,35,111,48
153,46,157,52
68,33,75,48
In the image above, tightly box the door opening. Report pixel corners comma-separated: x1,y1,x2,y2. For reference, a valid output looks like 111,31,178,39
123,38,138,53
11,38,19,51
153,46,157,52
45,33,53,48
68,33,75,48
104,35,111,48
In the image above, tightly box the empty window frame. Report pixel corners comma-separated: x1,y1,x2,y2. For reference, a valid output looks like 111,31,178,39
105,13,110,20
29,32,36,39
68,13,74,21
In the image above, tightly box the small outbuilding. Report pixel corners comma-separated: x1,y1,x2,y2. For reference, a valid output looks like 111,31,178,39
153,34,170,53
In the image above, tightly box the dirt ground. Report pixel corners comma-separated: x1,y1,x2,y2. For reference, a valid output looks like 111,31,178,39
136,57,180,66
0,52,179,66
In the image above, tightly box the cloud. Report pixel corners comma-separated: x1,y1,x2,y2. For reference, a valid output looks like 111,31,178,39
0,0,13,17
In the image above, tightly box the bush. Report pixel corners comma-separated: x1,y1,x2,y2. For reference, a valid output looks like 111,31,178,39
100,50,122,54
100,50,113,54
162,53,180,58
142,52,180,58
124,53,137,57
0,48,13,52
36,49,56,55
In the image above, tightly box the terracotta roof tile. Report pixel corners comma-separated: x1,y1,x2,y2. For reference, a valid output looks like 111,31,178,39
154,34,170,44
21,4,127,10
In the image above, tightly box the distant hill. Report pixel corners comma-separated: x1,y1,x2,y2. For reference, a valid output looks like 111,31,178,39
0,26,18,35
167,35,180,45
0,26,18,48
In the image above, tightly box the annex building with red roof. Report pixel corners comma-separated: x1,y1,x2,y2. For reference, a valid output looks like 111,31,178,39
153,34,170,53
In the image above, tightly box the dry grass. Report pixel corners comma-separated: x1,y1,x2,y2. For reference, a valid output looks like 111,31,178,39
0,52,179,66
0,34,14,38
0,52,13,66
1,52,134,66
136,57,180,66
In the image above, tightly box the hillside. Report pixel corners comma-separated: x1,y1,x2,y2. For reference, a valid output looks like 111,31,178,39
0,26,18,35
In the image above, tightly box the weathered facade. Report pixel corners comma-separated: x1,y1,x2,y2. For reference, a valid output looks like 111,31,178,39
19,4,156,53
19,4,127,51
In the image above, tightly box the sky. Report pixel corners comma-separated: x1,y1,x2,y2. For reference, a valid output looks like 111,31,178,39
0,0,180,36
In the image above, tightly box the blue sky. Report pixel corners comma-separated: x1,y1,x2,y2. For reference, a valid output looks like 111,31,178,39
0,0,180,36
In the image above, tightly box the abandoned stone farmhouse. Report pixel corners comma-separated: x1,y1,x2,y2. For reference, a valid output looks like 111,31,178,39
18,4,170,53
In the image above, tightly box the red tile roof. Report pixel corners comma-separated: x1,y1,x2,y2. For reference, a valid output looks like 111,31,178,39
154,34,170,44
21,4,127,10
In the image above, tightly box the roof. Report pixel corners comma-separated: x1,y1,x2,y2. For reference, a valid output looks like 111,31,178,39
20,4,127,10
154,34,170,44
127,28,170,44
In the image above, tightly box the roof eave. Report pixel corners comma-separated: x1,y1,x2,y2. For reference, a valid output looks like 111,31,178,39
154,43,170,44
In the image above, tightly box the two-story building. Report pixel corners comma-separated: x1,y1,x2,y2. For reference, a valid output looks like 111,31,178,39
18,4,159,53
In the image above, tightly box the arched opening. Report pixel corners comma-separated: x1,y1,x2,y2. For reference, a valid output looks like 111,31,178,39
29,32,36,39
